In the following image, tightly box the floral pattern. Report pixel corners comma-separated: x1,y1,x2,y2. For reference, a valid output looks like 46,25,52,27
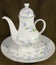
21,21,36,32
21,21,26,27
5,40,51,61
25,11,31,15
1,35,55,63
25,26,36,32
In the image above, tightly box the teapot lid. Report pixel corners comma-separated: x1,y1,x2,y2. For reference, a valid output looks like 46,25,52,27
19,3,35,17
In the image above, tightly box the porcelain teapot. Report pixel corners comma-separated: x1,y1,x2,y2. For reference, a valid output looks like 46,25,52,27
2,3,46,47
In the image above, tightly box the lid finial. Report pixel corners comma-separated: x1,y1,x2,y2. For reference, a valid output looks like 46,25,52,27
24,3,29,7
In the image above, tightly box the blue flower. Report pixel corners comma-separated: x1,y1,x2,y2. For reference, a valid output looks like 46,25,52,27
25,11,30,15
21,21,26,27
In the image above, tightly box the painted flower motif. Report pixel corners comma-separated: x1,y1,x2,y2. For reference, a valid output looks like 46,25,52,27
40,51,43,54
25,26,36,32
21,21,26,27
21,21,36,32
25,27,29,30
27,40,32,46
6,45,9,48
25,11,31,15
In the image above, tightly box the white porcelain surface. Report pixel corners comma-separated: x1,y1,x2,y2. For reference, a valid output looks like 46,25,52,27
19,3,34,17
2,3,46,46
1,35,55,63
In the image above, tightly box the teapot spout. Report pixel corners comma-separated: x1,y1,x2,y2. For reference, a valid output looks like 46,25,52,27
2,16,18,41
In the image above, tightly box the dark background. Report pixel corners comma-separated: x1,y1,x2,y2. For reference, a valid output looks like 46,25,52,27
0,0,56,65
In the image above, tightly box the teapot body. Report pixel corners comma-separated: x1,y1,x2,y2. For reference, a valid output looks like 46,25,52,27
16,16,40,46
2,3,46,47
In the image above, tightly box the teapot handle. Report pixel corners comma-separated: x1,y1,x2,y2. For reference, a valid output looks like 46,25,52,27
34,19,46,34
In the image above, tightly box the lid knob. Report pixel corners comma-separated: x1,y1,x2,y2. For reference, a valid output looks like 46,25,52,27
24,3,29,7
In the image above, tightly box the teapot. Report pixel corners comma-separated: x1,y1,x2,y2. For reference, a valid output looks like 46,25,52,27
2,3,46,47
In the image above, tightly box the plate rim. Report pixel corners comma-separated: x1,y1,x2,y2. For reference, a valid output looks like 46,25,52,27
1,35,56,63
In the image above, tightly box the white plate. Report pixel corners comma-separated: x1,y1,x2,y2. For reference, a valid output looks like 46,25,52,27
1,35,55,63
